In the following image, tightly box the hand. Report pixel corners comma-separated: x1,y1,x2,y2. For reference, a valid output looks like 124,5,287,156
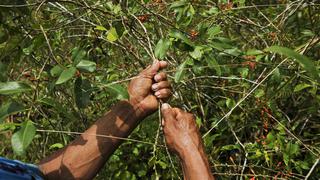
161,104,204,157
128,60,171,116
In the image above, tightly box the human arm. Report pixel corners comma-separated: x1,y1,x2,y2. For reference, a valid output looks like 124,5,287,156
161,104,214,180
38,61,171,180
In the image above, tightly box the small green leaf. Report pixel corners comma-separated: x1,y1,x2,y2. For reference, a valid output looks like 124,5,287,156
207,26,221,39
11,120,36,156
246,49,263,55
154,39,171,59
265,46,319,80
56,67,77,85
50,65,63,77
76,60,96,73
0,123,17,132
107,27,119,42
169,30,194,47
106,84,128,100
294,83,312,92
170,1,187,9
49,143,64,150
174,59,190,83
0,82,32,95
226,98,236,108
189,46,203,60
254,89,265,98
0,102,25,123
95,25,107,31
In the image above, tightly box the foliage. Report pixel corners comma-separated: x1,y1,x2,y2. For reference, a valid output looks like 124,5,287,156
0,0,320,179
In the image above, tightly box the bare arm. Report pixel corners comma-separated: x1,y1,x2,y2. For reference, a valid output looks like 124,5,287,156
161,104,214,180
38,61,171,180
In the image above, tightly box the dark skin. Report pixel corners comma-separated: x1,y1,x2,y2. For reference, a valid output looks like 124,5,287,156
161,104,214,180
38,60,214,180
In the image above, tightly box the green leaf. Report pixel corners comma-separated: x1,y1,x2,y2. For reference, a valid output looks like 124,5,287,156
246,49,263,55
0,82,32,95
170,1,187,9
206,55,221,76
0,123,17,132
207,26,221,39
50,65,63,77
95,25,107,31
169,30,194,47
265,46,319,80
107,27,119,42
154,39,171,59
106,84,128,100
76,60,96,73
71,47,86,64
189,46,203,60
49,143,64,150
56,67,76,85
254,89,265,98
11,120,36,156
294,83,312,92
74,77,92,108
0,102,25,123
226,98,236,109
221,144,240,151
174,59,190,83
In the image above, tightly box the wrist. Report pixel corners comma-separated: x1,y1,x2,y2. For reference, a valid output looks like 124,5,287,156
128,99,148,119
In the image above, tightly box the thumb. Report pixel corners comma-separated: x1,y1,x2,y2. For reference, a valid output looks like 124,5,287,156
161,103,176,122
143,60,160,75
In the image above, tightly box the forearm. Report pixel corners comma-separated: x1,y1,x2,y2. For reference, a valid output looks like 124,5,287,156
179,146,214,180
39,100,146,180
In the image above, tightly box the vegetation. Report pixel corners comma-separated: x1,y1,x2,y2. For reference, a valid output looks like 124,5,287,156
0,0,319,179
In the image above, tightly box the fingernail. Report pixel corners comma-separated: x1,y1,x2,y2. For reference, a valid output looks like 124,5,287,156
153,60,159,64
152,84,158,91
162,103,171,110
154,74,160,82
155,91,160,97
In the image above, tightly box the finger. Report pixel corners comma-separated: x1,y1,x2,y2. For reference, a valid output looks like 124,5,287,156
151,81,170,91
159,61,168,70
175,108,187,121
154,89,172,99
154,72,167,82
161,103,176,123
141,60,161,76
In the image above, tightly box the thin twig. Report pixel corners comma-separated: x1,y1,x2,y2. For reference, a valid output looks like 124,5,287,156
36,129,165,147
305,158,319,180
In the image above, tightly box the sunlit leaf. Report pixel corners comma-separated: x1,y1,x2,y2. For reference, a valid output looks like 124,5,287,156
49,143,64,150
11,120,36,156
294,83,312,92
95,25,107,31
0,82,32,95
154,39,171,59
56,67,76,84
107,27,119,42
76,60,96,73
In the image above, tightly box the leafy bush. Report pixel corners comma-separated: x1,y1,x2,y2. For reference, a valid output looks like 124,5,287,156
0,0,319,179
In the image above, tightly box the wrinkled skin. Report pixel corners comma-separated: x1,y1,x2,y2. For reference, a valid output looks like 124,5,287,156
161,106,203,156
161,104,214,180
128,60,171,116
